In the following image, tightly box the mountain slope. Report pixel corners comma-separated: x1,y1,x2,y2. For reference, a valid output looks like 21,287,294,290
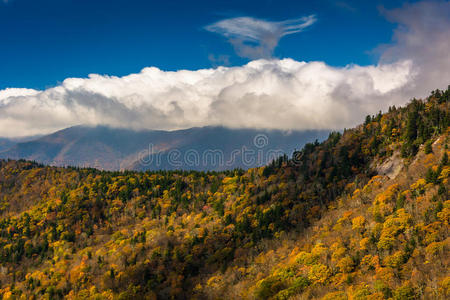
0,138,16,152
0,126,328,171
204,134,450,299
0,136,41,153
0,88,448,299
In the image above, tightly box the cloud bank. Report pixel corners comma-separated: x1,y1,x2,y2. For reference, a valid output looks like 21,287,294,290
0,1,449,138
205,15,316,59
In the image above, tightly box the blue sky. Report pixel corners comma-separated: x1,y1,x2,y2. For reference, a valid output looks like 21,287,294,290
0,0,418,90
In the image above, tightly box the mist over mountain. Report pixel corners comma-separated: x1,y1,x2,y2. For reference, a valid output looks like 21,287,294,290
0,126,328,171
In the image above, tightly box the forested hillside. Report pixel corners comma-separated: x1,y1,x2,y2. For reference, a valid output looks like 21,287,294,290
0,88,448,299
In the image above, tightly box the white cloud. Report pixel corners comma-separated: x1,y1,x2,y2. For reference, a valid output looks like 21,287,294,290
0,1,448,138
0,88,39,104
205,15,316,59
0,59,415,137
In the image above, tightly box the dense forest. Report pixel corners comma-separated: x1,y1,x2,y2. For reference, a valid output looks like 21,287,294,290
0,88,449,299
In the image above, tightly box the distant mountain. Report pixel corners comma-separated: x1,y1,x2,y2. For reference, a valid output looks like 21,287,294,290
0,138,16,152
0,126,329,170
0,135,42,152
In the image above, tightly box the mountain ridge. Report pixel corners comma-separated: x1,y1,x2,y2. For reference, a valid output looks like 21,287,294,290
0,125,329,171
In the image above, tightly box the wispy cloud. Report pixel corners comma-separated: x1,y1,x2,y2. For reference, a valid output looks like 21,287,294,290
208,54,231,67
334,1,357,12
205,15,317,59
